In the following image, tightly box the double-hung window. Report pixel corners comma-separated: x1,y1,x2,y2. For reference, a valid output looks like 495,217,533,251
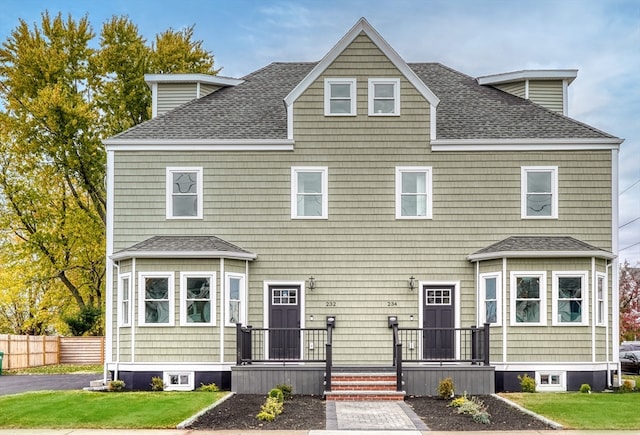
166,167,203,219
118,273,132,327
324,78,356,116
480,273,501,325
225,273,246,326
291,167,328,219
180,272,215,326
552,271,588,325
368,78,400,115
396,167,432,219
139,272,174,326
521,166,558,218
511,272,547,325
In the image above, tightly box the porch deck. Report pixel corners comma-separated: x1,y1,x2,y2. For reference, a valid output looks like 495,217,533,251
232,322,494,396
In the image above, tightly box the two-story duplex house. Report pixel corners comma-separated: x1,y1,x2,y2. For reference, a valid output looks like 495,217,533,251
104,18,622,394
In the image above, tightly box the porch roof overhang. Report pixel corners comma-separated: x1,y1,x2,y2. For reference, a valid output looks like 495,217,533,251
467,236,615,262
111,235,257,261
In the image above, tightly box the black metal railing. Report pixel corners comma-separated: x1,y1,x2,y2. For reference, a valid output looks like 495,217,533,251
236,323,331,364
390,319,403,391
396,323,490,365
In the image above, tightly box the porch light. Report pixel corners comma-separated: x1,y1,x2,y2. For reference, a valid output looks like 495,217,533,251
409,276,417,291
308,276,316,290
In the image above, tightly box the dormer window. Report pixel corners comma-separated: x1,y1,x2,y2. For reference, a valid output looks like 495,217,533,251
369,78,400,115
324,78,356,116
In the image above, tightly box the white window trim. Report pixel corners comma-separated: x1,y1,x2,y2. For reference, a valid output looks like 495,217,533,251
535,371,566,392
163,371,194,391
324,78,356,116
596,272,607,327
480,272,502,326
291,166,328,219
395,166,433,219
118,273,132,327
510,271,547,326
368,78,400,116
138,272,175,327
180,271,216,326
225,272,246,327
552,271,589,326
521,166,558,219
166,167,203,219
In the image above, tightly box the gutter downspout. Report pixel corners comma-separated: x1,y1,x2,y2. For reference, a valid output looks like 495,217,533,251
114,261,121,383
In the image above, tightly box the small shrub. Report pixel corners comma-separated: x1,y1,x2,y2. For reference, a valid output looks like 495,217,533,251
108,379,125,392
276,383,293,400
456,399,480,415
256,396,283,421
268,387,284,403
620,379,634,393
473,410,491,424
150,376,164,391
438,377,455,399
518,374,536,393
448,393,468,408
580,383,591,393
199,382,219,392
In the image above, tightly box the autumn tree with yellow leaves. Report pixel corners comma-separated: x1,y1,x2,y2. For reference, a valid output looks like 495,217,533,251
0,12,217,335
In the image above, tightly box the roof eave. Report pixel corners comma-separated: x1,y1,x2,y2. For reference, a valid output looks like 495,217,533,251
431,138,623,152
477,69,578,86
111,250,258,261
144,73,244,87
467,250,616,262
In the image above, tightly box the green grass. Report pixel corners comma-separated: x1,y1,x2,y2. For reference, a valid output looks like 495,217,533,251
4,364,103,375
503,391,640,430
0,390,226,428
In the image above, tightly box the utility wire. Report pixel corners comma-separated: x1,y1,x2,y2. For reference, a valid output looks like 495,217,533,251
620,240,640,252
620,178,640,196
620,216,640,229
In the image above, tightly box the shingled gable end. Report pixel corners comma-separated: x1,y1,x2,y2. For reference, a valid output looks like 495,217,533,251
103,18,623,395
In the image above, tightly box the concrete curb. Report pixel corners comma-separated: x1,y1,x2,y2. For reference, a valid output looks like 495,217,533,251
491,393,564,430
176,391,235,429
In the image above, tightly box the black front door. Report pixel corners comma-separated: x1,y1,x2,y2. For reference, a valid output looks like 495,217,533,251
423,285,455,359
268,285,301,359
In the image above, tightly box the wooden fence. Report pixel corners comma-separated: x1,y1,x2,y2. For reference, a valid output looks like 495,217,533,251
0,335,104,370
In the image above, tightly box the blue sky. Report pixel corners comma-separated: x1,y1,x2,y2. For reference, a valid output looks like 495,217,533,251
2,0,639,264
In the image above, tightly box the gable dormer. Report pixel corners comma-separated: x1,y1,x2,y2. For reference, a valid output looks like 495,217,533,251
145,73,244,118
284,18,440,140
477,70,577,116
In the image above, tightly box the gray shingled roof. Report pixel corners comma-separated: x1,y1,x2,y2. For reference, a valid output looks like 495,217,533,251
468,236,614,261
111,236,257,260
109,62,616,142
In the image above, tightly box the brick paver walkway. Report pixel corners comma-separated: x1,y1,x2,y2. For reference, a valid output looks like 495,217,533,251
326,401,429,431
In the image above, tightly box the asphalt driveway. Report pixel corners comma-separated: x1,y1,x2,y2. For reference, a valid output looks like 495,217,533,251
0,373,101,396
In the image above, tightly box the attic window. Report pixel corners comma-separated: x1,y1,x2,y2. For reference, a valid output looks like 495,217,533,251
369,78,400,115
324,78,356,116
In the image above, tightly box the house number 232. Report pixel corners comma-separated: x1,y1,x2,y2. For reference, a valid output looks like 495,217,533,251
325,301,336,307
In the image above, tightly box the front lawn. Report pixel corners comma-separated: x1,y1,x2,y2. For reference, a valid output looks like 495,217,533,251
503,391,640,430
0,390,226,429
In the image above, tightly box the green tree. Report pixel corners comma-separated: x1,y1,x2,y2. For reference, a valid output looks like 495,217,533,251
0,12,217,335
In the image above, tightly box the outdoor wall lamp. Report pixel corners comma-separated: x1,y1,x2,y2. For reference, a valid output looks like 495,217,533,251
307,276,316,290
409,276,417,291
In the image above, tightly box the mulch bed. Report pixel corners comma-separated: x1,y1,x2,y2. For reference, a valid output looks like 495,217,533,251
187,393,557,431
